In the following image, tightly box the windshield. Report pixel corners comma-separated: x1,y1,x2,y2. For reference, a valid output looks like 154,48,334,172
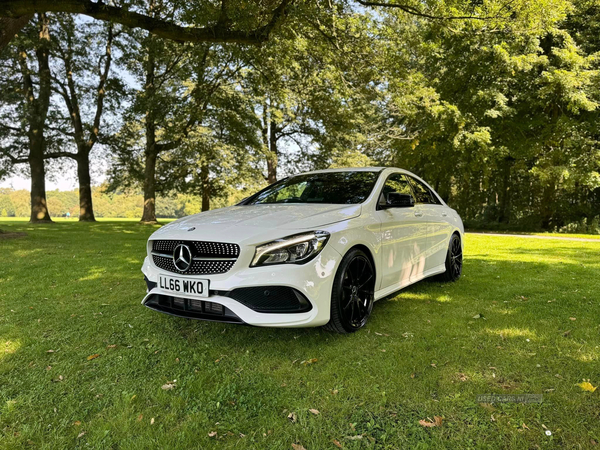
246,171,380,205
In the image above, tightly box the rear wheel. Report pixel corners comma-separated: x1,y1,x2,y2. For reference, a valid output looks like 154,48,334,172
325,248,375,334
439,233,462,282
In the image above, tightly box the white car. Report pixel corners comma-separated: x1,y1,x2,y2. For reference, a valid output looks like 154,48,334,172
141,167,464,333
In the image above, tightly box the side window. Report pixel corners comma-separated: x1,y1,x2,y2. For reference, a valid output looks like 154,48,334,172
380,173,413,204
407,177,439,204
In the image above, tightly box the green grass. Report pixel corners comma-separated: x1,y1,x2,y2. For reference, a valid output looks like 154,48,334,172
1,220,599,449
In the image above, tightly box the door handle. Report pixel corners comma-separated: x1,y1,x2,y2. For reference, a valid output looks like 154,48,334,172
414,211,423,217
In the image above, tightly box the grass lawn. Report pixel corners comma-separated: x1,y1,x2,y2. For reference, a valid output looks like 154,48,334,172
1,220,599,449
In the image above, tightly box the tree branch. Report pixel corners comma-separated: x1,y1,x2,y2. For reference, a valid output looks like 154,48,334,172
44,151,77,159
355,0,501,20
0,150,28,164
0,0,294,44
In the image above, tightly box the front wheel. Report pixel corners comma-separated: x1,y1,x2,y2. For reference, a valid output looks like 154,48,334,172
439,233,463,282
325,248,375,334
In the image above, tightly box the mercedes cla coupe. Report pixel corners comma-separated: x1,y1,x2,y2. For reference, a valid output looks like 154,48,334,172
141,168,464,333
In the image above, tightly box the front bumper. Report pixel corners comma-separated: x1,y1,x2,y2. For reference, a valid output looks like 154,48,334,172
141,244,342,327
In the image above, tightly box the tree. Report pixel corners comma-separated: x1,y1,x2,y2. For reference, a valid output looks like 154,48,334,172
51,16,121,221
0,13,67,222
368,0,600,229
108,26,259,221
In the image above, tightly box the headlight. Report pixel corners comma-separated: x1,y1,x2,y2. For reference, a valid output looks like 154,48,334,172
251,231,330,267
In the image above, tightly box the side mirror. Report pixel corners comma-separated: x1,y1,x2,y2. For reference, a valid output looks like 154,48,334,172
386,192,414,208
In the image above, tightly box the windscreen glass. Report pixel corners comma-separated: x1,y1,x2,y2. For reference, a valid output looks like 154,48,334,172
247,171,380,205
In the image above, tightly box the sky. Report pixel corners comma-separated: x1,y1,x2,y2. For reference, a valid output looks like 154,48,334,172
0,155,108,191
0,174,79,191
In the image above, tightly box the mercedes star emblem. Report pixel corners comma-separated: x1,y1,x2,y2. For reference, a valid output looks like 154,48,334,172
173,244,192,272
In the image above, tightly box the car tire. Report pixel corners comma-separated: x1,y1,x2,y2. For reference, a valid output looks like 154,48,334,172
439,233,463,282
325,248,375,334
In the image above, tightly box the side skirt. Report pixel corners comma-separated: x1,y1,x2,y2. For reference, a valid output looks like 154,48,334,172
374,263,446,301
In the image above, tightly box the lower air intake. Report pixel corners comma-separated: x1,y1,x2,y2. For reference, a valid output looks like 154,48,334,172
224,286,312,313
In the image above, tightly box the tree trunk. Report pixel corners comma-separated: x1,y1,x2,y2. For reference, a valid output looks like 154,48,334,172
140,33,158,224
141,145,158,223
267,120,278,183
497,159,512,224
201,163,210,212
76,151,95,221
0,15,32,49
29,143,51,223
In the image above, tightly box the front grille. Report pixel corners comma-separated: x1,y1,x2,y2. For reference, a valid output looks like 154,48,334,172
150,239,239,275
152,240,239,257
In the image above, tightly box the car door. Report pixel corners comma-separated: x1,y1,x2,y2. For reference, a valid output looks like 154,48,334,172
407,176,452,273
376,173,428,292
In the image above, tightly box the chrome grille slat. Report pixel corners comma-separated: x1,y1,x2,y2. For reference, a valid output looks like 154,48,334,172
151,240,240,275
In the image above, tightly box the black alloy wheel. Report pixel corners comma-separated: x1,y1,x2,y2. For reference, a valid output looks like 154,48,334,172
440,233,463,282
325,248,375,333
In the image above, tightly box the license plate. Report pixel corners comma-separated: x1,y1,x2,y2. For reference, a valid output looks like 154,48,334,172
158,274,209,298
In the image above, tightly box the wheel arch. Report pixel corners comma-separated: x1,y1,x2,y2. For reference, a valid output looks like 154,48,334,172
344,243,377,282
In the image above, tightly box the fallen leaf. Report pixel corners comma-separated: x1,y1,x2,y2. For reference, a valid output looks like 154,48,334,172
457,373,469,382
86,354,100,361
150,418,155,425
161,383,175,390
569,317,576,321
331,389,339,395
291,444,306,450
577,381,597,392
46,349,55,353
419,416,443,428
77,432,86,438
345,435,363,440
137,414,143,422
287,412,297,423
107,344,117,349
46,366,52,371
309,409,320,415
301,358,318,365
208,431,217,438
332,439,343,448
522,423,530,430
73,421,81,426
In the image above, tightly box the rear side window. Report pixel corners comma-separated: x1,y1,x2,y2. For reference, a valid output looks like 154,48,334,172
407,176,441,205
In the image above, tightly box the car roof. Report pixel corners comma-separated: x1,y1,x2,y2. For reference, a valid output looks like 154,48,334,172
298,167,387,175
